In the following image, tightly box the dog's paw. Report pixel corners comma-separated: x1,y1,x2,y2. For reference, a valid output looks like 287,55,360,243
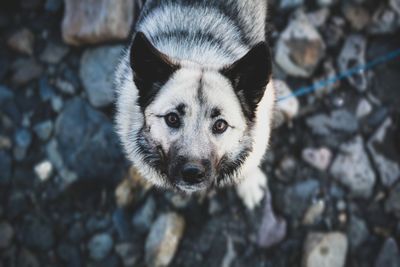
236,168,267,210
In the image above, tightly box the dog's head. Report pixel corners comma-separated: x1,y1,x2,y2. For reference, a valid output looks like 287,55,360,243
116,32,272,192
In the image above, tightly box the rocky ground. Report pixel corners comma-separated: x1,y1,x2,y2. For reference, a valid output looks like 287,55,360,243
1,0,400,266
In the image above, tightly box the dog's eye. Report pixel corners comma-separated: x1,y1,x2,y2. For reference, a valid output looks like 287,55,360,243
165,113,180,128
213,119,228,134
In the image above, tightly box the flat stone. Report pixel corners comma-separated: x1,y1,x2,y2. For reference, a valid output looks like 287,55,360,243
0,221,14,249
40,42,69,64
7,28,34,55
303,232,348,267
34,160,53,181
356,98,373,118
145,212,185,267
80,45,123,107
342,4,371,31
307,8,330,28
33,120,53,141
369,5,399,34
385,182,400,218
302,147,332,171
306,109,358,136
62,0,135,45
302,200,325,225
338,35,368,92
88,233,114,261
115,242,141,267
56,78,76,95
279,0,304,9
275,11,325,77
347,215,369,250
330,136,376,198
11,58,43,86
374,238,400,267
132,196,156,234
367,118,400,187
13,128,32,161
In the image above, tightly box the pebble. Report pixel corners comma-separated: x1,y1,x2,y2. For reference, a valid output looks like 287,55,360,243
302,147,332,171
369,5,399,34
306,109,358,136
303,232,348,267
115,242,141,267
275,11,325,77
45,0,63,12
7,28,35,55
39,77,56,101
11,58,43,86
0,135,12,150
317,0,337,7
356,98,373,118
347,215,369,250
88,233,114,261
80,45,123,107
342,3,371,31
14,128,32,160
62,0,134,45
385,182,400,218
145,212,185,267
132,196,156,234
0,151,12,184
33,120,53,141
374,238,400,267
274,79,299,121
367,118,400,187
302,200,325,225
338,35,368,92
40,42,69,64
34,160,53,181
56,78,76,95
279,0,304,9
0,221,14,249
330,136,376,198
51,95,64,112
307,8,330,28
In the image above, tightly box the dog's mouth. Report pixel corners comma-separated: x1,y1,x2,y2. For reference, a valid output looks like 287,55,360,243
173,180,211,193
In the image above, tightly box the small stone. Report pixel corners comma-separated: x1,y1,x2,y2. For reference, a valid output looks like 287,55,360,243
86,217,111,234
279,0,304,9
307,8,330,28
317,0,337,7
369,5,399,35
34,160,53,181
0,222,14,249
330,136,376,198
68,222,86,244
274,156,297,183
7,28,34,55
62,0,135,45
39,77,56,101
356,98,373,118
51,95,64,112
169,194,191,209
33,120,53,141
306,109,358,136
14,128,32,160
0,135,12,150
145,212,185,267
0,85,14,105
302,200,325,225
367,118,400,187
302,147,332,171
132,196,156,233
385,183,400,218
17,248,39,267
391,0,400,16
338,35,368,92
275,11,326,78
40,42,69,64
342,4,371,31
347,215,369,250
275,79,299,121
374,238,400,267
56,78,76,95
88,233,114,261
0,151,12,184
115,242,141,267
303,232,348,267
11,58,43,86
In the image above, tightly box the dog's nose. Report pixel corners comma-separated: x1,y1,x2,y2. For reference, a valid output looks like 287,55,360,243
181,163,205,184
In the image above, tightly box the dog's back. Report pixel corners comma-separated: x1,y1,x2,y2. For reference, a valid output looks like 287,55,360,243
136,0,268,65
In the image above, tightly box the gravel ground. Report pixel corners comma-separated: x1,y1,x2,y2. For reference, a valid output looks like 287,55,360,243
1,0,400,267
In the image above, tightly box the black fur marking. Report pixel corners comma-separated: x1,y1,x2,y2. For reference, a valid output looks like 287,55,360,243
211,108,221,119
130,32,179,110
217,147,252,185
221,42,272,122
176,103,186,116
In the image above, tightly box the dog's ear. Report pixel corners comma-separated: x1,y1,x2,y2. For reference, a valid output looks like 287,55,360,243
130,32,178,108
221,42,272,120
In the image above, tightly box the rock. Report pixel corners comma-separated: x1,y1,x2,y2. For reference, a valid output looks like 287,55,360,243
279,0,304,9
306,109,358,136
145,212,185,267
45,0,63,12
115,242,141,267
303,232,348,267
39,77,56,102
0,151,12,184
323,16,346,48
68,222,86,244
40,42,69,64
88,233,114,260
342,4,371,31
21,218,55,251
356,98,372,118
221,237,236,267
257,186,287,248
80,45,123,107
374,238,400,267
17,248,40,267
56,78,76,95
330,136,376,198
0,135,12,150
86,217,111,234
302,147,332,171
338,35,368,92
115,167,151,207
11,58,43,86
275,11,326,78
34,160,53,181
7,28,34,55
0,221,14,249
13,128,32,161
55,98,124,181
369,5,399,35
62,0,135,45
57,243,82,267
312,59,339,97
275,79,299,121
385,182,400,218
302,200,325,225
274,155,297,183
307,8,330,28
347,215,369,250
0,85,14,105
391,0,400,16
317,0,337,7
51,95,64,112
132,196,156,234
33,120,53,141
367,118,400,187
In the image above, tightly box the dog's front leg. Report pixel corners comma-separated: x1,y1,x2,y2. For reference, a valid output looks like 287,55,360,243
235,167,267,210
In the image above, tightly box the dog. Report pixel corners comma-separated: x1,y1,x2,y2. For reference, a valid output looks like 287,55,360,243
115,0,275,209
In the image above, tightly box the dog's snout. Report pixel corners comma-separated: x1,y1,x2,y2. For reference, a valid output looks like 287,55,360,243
181,163,205,184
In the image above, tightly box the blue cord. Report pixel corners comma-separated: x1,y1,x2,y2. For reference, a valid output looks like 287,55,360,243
276,48,400,102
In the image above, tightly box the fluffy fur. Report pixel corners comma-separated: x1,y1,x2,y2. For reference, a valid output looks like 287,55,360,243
115,0,275,209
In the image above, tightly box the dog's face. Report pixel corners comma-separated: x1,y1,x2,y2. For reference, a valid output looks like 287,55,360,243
121,32,271,192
